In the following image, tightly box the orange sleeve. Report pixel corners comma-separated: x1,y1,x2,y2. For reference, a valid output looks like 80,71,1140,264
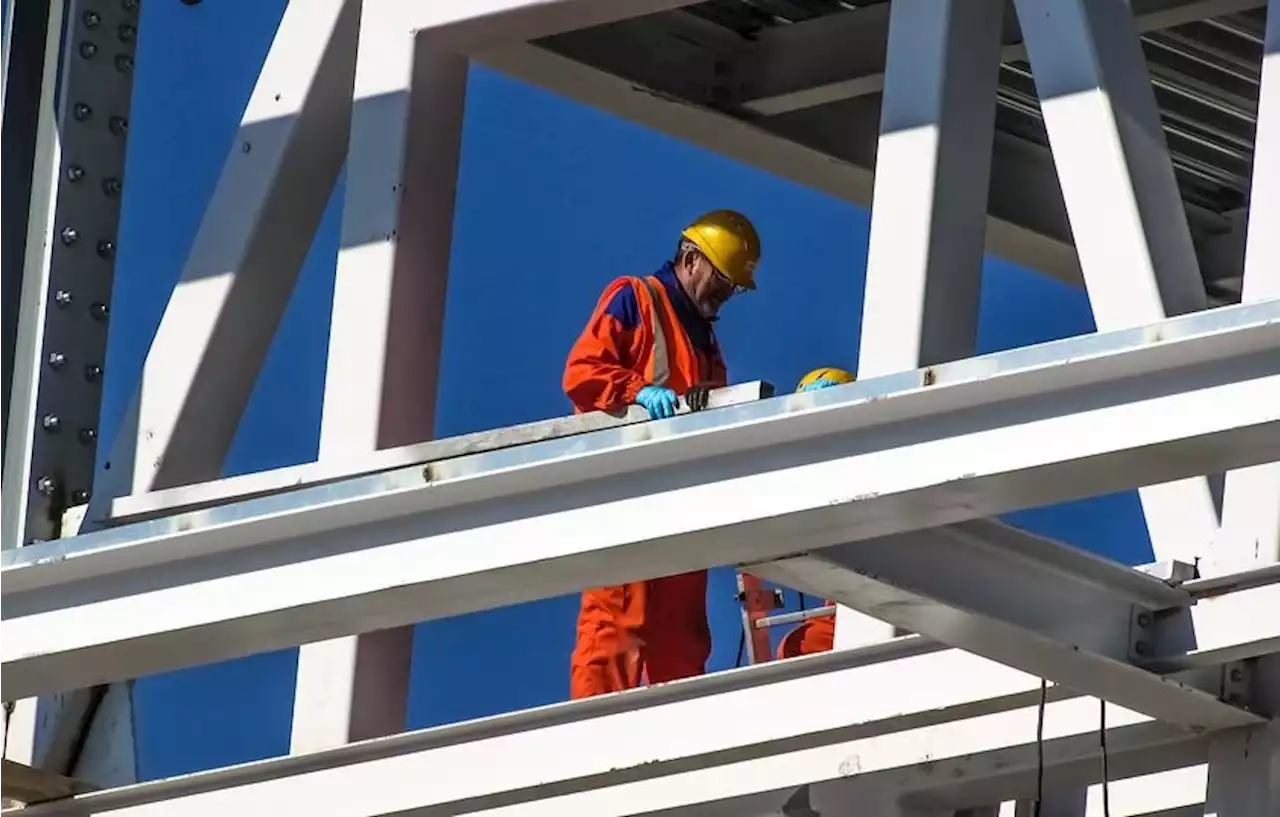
563,278,649,413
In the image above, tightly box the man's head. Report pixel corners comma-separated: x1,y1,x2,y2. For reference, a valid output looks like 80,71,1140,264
673,210,761,319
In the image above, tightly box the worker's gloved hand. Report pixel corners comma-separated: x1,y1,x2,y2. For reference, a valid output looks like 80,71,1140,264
799,378,841,393
635,385,681,420
685,384,714,412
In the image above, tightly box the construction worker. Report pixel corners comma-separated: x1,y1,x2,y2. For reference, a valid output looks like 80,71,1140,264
775,366,857,660
562,209,762,699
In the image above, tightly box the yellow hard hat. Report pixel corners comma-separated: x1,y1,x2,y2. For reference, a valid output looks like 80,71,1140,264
796,367,855,392
681,209,762,290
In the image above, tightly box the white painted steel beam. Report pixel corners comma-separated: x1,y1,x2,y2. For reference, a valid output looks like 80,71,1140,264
471,42,1082,285
837,0,1003,651
3,303,1279,698
10,643,1209,817
289,3,469,755
399,0,701,52
103,382,773,524
733,0,1263,116
90,0,360,501
1013,0,1222,566
746,518,1274,731
1083,763,1207,817
1204,724,1279,816
1215,0,1280,576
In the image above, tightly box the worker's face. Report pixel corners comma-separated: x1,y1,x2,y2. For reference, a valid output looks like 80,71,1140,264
680,251,737,318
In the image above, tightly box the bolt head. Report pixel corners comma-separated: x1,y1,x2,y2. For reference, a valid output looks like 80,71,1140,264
73,102,93,121
71,489,91,504
79,41,98,59
83,10,101,28
84,363,103,382
90,302,109,321
114,53,133,73
67,164,86,182
108,115,128,136
102,177,122,197
35,476,57,496
41,414,61,431
96,239,116,259
60,226,79,246
78,427,98,444
54,290,73,306
47,351,67,369
118,23,136,42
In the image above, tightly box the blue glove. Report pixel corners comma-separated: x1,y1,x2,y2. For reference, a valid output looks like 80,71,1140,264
799,378,841,393
635,385,680,420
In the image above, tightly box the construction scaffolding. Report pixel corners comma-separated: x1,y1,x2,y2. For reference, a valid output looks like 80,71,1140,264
2,0,1278,814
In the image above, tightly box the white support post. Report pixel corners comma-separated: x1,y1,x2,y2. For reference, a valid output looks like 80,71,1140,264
1012,0,1218,565
838,0,1004,650
289,3,468,752
1214,0,1280,576
1204,725,1278,817
90,0,360,503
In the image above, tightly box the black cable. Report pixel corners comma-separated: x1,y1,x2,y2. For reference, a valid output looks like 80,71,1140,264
735,628,746,667
1100,698,1112,817
1034,678,1047,817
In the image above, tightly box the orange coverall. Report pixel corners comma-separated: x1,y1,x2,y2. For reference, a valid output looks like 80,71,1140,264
776,612,835,659
564,262,728,699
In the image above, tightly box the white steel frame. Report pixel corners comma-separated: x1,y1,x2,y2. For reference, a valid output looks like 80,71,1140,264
2,0,1278,815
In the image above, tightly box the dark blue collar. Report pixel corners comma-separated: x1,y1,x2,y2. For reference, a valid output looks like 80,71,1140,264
654,262,716,351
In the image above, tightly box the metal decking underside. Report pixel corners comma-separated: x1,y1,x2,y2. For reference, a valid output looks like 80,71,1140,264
534,0,1267,297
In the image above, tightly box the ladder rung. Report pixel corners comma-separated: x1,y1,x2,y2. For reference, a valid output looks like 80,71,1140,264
754,605,836,629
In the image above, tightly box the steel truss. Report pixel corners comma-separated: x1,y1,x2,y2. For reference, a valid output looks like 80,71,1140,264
2,0,1278,815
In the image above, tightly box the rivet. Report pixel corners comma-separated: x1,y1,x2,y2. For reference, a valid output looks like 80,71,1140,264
84,363,103,382
41,414,61,432
118,23,136,42
114,53,133,73
78,427,98,445
1136,611,1153,627
79,41,98,59
123,0,139,11
1230,667,1245,683
71,489,91,504
35,476,57,496
54,289,73,307
73,102,93,121
83,10,101,28
67,164,86,182
102,177,122,197
96,239,116,259
90,302,109,321
60,227,80,246
109,115,128,136
47,351,67,369
1134,640,1152,656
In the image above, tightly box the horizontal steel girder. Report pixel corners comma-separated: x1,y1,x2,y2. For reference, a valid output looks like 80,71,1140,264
2,301,1279,699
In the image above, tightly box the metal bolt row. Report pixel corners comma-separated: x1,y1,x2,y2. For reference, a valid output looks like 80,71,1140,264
30,3,139,521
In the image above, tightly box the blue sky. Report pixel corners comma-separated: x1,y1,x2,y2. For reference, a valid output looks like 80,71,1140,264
88,0,1155,780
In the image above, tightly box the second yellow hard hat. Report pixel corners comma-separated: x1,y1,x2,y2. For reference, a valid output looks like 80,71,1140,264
796,367,856,392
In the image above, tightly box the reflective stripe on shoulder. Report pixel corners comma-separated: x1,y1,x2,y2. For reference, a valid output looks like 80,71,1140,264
638,277,670,388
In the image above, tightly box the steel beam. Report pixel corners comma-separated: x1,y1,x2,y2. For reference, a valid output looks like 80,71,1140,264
1216,0,1280,576
402,0,700,52
745,518,1272,731
1014,0,1223,566
89,0,359,505
471,42,1082,285
837,0,1004,650
1203,724,1279,815
9,643,1209,817
3,0,135,549
733,0,1264,116
3,302,1279,698
1,0,54,469
103,381,774,524
290,5,469,752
